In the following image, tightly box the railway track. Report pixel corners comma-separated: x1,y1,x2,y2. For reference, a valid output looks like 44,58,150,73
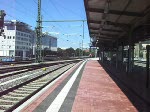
0,61,32,65
0,60,80,78
0,60,81,112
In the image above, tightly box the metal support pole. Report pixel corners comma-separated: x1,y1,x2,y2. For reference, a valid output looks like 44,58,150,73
128,27,133,73
95,47,97,58
102,49,104,63
82,39,83,57
116,41,119,69
110,50,113,65
146,45,150,88
100,50,102,62
79,42,80,57
121,42,124,65
35,0,42,63
131,45,135,71
82,21,84,57
99,50,101,61
127,48,130,74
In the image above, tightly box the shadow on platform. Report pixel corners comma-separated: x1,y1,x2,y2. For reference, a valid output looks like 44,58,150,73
98,61,150,112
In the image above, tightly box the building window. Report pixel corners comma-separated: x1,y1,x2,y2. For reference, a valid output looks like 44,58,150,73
8,36,9,39
21,33,23,36
4,35,6,39
16,37,20,40
10,36,11,39
7,25,15,30
18,32,20,35
13,36,15,39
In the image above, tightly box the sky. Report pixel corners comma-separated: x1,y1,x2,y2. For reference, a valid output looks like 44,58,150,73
0,0,90,49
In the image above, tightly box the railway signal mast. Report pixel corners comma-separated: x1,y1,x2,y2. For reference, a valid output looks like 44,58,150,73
35,0,42,63
0,10,6,36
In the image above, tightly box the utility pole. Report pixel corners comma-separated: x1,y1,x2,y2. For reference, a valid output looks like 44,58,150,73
82,21,84,57
0,10,6,36
35,0,42,63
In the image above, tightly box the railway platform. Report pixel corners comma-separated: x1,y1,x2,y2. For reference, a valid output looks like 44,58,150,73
13,58,139,112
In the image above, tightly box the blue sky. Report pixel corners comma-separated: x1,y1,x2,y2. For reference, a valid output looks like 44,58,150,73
0,0,90,49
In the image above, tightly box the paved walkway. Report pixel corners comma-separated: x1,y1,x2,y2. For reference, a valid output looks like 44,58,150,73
72,60,137,112
19,59,137,112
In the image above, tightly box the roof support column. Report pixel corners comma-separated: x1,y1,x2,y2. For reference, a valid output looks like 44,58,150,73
146,45,150,88
131,45,135,71
98,48,102,62
116,41,119,69
98,49,101,61
110,50,113,65
107,50,112,65
121,42,124,65
102,48,104,63
127,28,134,74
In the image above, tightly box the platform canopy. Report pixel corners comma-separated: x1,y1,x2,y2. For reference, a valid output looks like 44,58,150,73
84,0,150,48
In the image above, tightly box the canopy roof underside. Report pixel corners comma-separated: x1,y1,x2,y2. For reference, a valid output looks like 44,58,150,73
84,0,150,47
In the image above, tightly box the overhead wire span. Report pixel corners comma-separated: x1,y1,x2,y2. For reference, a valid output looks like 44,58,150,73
32,0,66,35
14,0,37,19
53,0,83,19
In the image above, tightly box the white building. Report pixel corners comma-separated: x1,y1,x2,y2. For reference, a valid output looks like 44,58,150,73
0,20,32,60
0,20,58,61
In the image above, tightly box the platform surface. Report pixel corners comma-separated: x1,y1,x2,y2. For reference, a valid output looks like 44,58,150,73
18,58,137,112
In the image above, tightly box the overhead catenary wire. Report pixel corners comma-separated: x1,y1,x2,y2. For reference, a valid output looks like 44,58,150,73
48,0,64,18
3,1,37,20
6,13,21,21
53,0,84,19
14,0,37,19
32,0,86,49
32,0,68,36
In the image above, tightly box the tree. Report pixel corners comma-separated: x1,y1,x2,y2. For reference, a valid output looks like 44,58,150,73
57,48,64,57
66,47,75,57
75,48,82,56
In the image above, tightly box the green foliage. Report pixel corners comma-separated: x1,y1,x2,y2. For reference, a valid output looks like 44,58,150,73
57,47,90,57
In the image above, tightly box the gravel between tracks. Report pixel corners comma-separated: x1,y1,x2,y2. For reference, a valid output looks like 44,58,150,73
0,62,77,112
